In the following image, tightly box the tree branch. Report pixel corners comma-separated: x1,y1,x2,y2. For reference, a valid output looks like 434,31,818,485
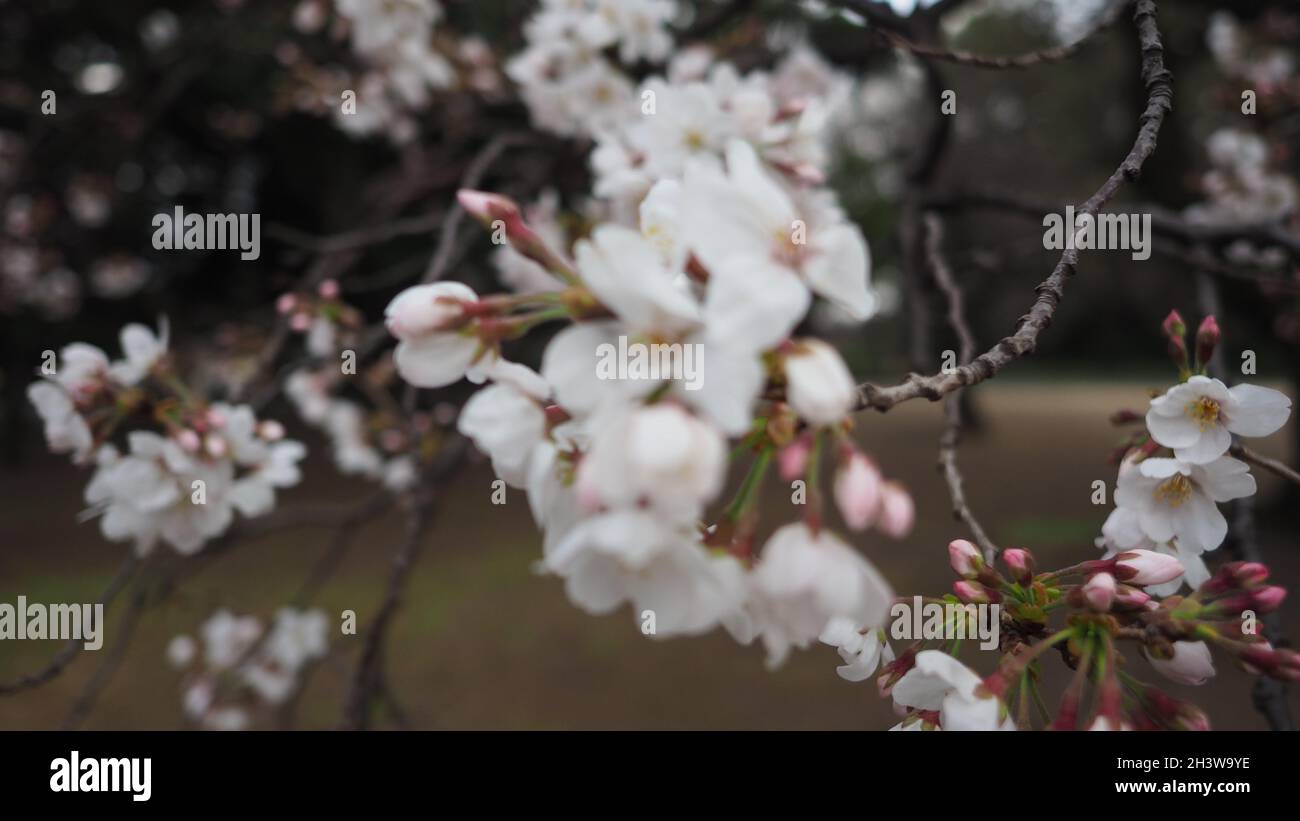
874,0,1127,70
926,213,1000,562
855,0,1173,413
0,555,140,696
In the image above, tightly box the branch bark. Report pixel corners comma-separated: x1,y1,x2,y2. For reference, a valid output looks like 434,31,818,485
855,0,1173,413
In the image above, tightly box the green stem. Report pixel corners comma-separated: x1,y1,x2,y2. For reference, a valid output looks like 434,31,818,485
726,447,773,521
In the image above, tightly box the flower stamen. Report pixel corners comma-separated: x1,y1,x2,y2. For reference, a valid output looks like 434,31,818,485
1154,474,1194,508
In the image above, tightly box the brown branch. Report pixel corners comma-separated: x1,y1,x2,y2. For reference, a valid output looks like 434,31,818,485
1225,493,1293,731
926,213,999,562
924,189,1300,261
874,0,1127,70
338,500,433,731
291,489,396,607
855,0,1173,413
339,435,468,730
60,585,149,730
1232,444,1300,488
0,554,140,696
265,209,447,254
422,133,535,283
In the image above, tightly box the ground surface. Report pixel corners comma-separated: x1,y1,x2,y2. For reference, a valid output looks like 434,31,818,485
2,381,1297,730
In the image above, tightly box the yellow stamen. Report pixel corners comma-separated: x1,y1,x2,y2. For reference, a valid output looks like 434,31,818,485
1154,474,1193,508
1185,396,1221,430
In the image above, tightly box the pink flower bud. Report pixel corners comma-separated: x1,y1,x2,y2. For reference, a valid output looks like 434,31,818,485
1114,584,1151,609
877,482,914,539
1082,572,1116,611
1227,584,1289,615
778,437,812,482
1002,548,1034,585
1195,315,1220,370
1201,561,1270,595
317,278,340,300
833,452,882,531
384,282,477,340
1162,309,1188,372
205,407,228,429
204,434,228,458
953,580,998,604
1145,641,1215,686
1115,550,1184,586
1162,309,1186,340
176,429,201,452
257,420,285,441
275,293,297,315
457,189,520,224
948,539,981,578
289,311,312,332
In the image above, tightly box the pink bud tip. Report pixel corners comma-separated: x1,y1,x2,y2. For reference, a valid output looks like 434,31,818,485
1002,548,1034,583
1162,309,1186,338
1116,549,1184,586
318,279,340,300
257,420,285,441
778,437,812,483
289,312,312,332
1114,584,1151,609
276,293,297,315
457,189,519,222
176,429,201,452
876,481,914,539
1083,572,1117,611
948,539,981,578
1252,585,1287,613
204,434,228,458
953,580,992,604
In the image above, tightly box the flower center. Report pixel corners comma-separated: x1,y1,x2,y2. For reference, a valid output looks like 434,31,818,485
1185,396,1221,430
1154,474,1193,508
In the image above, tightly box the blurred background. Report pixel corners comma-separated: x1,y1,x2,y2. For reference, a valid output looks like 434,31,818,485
1,0,1299,729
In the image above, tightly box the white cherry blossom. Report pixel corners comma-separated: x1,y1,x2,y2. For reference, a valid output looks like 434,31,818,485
1146,375,1291,464
1112,454,1255,553
749,523,893,667
891,650,1014,731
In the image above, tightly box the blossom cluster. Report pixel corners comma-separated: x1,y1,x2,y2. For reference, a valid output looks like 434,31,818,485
383,10,915,665
506,0,678,138
288,0,459,143
167,608,329,730
27,321,305,555
1097,312,1291,595
826,537,1297,731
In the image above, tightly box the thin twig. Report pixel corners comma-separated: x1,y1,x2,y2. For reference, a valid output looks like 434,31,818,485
875,0,1126,70
1232,444,1300,488
60,586,150,730
0,555,140,695
855,0,1173,413
926,213,999,562
338,436,468,730
423,133,534,283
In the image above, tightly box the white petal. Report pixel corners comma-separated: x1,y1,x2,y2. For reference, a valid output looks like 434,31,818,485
804,223,871,318
393,333,479,388
1225,384,1291,437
